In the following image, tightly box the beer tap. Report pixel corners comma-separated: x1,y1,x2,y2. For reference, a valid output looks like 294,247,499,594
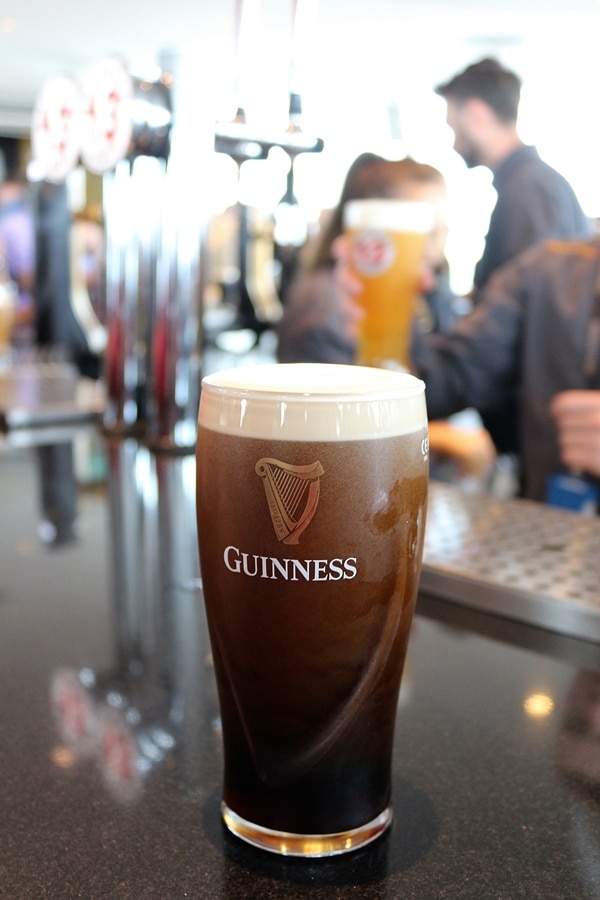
273,0,323,301
213,0,324,334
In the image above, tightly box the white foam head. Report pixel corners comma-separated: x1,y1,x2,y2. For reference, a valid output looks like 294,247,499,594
198,363,427,441
343,199,435,234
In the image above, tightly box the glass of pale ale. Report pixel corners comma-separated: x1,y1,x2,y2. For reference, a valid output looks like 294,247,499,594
196,363,428,856
344,199,435,370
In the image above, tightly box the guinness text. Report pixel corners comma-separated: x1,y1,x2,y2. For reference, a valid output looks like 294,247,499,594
224,545,358,581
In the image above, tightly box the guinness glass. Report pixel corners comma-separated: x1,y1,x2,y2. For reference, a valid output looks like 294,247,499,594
196,363,428,856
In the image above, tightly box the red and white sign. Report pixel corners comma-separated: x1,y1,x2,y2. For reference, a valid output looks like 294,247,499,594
352,230,395,276
49,668,97,754
31,75,84,183
97,705,143,802
81,57,134,175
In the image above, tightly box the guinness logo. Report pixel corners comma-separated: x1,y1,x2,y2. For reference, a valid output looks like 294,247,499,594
255,457,324,545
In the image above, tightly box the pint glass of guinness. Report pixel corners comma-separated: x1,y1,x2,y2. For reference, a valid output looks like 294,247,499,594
196,363,428,856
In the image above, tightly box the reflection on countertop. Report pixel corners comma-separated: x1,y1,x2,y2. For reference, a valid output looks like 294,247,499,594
47,438,211,805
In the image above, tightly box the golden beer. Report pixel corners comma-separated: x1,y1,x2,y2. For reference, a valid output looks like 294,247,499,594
344,199,434,370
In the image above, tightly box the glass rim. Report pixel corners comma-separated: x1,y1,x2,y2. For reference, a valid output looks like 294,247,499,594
200,362,425,404
343,198,436,232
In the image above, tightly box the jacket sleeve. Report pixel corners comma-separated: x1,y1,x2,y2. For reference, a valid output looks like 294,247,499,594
276,270,356,365
411,252,527,421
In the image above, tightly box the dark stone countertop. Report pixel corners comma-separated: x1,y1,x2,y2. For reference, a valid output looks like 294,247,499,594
1,435,599,899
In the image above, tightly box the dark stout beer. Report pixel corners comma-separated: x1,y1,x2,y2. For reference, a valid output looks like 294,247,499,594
196,364,428,856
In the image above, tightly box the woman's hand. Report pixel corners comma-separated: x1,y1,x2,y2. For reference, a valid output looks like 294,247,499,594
331,234,438,342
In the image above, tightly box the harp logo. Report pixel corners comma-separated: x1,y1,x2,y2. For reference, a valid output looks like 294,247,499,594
255,457,324,544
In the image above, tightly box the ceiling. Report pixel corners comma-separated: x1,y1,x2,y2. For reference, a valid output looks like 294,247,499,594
2,0,599,137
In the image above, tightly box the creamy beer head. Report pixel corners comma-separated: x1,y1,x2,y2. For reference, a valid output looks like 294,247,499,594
198,362,427,441
343,199,435,234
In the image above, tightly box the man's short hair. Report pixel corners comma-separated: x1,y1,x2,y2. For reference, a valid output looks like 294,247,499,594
435,57,522,123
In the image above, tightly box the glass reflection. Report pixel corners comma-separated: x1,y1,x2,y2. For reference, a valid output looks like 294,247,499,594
523,692,555,719
35,442,78,546
556,670,600,897
49,435,212,803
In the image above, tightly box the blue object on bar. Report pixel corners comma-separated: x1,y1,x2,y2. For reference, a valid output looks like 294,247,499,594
546,472,598,515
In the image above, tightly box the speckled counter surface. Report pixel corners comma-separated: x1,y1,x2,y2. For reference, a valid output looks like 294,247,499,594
1,438,599,899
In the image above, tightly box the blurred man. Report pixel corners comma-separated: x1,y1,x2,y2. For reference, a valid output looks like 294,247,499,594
436,57,591,293
436,57,592,459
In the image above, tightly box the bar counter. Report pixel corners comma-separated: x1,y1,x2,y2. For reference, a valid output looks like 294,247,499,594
1,432,599,899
